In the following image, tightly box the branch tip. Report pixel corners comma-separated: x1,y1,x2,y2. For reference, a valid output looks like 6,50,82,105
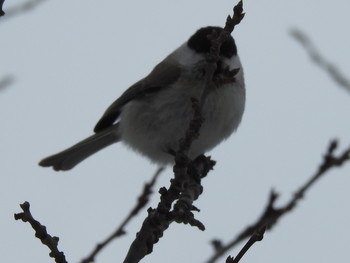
15,201,68,263
226,256,235,263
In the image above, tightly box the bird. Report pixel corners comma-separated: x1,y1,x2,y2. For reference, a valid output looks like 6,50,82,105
39,26,245,171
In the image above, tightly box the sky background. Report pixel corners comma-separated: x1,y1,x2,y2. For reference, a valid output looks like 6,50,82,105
1,0,350,263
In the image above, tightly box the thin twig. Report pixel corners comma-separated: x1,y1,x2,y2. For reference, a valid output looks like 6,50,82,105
80,167,164,263
226,227,265,263
291,28,350,94
200,0,245,105
0,0,46,20
14,201,68,263
0,75,14,91
207,140,350,263
0,0,5,16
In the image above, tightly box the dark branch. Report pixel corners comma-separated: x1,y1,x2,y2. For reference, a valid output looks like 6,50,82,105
291,28,350,94
207,140,350,263
123,3,245,263
0,0,46,20
123,122,215,263
80,167,164,263
14,201,68,263
0,0,5,16
200,0,245,105
0,75,14,91
123,90,215,263
122,100,214,263
226,227,265,263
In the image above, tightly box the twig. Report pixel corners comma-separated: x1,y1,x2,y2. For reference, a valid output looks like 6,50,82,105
0,0,46,20
0,0,5,16
80,167,164,263
200,0,245,105
226,228,265,263
290,28,350,94
207,139,350,263
14,201,68,263
0,75,14,91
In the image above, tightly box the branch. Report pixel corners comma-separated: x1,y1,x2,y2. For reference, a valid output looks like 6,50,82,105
200,0,245,105
290,28,350,94
0,0,4,16
0,0,46,20
123,3,245,263
80,167,164,263
226,228,265,263
0,75,14,91
14,201,68,263
123,101,215,263
207,139,350,263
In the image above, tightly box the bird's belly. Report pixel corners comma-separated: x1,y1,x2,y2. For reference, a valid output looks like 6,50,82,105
119,83,245,164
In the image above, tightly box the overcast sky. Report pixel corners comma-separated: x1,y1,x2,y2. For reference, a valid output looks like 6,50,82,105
1,1,350,263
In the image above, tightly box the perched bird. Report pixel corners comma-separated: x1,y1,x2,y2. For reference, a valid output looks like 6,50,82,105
39,26,245,171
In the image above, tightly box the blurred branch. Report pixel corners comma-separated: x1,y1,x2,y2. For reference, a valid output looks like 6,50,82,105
291,28,350,94
207,139,350,263
14,201,68,263
0,0,5,16
0,75,14,91
80,167,164,263
0,0,46,20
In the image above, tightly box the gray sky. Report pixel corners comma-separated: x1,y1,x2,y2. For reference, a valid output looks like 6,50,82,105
1,1,350,263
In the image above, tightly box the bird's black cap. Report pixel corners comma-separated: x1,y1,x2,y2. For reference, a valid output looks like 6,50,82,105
187,26,237,58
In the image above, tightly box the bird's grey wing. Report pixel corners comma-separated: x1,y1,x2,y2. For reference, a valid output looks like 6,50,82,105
94,59,182,132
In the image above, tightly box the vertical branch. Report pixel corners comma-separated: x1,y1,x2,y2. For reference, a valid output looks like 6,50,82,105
199,0,245,105
0,0,5,16
122,3,245,263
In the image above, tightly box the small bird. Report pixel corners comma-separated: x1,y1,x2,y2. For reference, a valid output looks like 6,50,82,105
39,26,245,171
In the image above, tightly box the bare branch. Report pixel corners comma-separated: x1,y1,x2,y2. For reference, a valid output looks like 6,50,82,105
0,75,14,91
120,95,214,263
291,28,350,94
0,0,5,16
0,0,46,20
123,112,215,263
123,3,245,262
80,167,164,263
207,140,350,263
200,0,245,105
226,227,265,263
14,201,68,263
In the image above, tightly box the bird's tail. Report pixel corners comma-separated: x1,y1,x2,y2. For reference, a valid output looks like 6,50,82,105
39,124,120,171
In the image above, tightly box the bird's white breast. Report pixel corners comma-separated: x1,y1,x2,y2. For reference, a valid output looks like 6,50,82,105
119,45,245,164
